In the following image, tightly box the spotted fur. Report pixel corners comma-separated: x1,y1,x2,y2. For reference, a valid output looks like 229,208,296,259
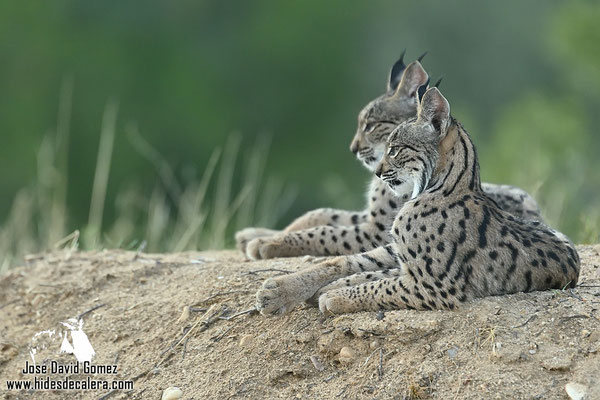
256,88,579,316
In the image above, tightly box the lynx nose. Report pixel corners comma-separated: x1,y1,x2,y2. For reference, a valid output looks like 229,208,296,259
375,163,383,177
350,140,359,154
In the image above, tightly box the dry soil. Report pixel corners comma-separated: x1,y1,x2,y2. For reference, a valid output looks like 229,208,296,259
1,246,599,399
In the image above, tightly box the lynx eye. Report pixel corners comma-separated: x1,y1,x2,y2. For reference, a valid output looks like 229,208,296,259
388,145,400,157
364,122,376,133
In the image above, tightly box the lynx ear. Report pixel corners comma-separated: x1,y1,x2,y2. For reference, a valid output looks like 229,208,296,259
388,50,407,91
418,87,450,135
395,61,429,99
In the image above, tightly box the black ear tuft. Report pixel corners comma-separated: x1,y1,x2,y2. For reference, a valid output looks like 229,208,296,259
417,51,428,62
433,76,443,88
388,49,407,91
417,77,430,102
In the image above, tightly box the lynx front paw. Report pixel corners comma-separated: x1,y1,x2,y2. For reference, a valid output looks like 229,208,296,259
318,289,364,315
235,228,280,254
246,238,266,260
256,276,311,316
246,237,290,260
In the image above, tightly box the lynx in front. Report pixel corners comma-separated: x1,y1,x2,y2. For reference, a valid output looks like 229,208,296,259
256,87,579,315
237,57,541,261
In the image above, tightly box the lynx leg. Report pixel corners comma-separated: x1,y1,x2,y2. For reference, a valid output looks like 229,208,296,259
317,275,420,314
246,223,391,260
307,269,403,305
256,245,397,315
284,209,368,232
319,261,463,315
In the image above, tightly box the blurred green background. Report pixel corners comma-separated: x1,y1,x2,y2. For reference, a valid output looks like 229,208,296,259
1,1,599,267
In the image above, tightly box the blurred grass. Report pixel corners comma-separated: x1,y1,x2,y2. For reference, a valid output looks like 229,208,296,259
0,95,296,271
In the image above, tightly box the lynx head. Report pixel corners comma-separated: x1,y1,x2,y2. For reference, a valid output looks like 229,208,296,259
351,57,430,171
375,87,451,199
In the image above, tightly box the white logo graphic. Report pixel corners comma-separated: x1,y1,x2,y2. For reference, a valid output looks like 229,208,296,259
29,317,96,364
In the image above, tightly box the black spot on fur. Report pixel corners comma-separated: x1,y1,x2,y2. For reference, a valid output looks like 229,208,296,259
547,251,560,263
437,223,446,235
531,259,539,267
524,270,532,292
478,206,490,248
462,250,476,264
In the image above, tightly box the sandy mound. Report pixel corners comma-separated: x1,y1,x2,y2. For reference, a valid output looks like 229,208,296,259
1,246,599,399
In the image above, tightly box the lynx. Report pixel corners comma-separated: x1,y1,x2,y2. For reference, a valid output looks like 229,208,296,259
237,55,541,261
255,87,579,315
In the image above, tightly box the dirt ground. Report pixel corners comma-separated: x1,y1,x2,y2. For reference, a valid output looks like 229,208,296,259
1,246,599,399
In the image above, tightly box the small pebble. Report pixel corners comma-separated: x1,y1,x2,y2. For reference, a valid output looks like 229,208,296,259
369,340,380,349
528,343,538,354
339,346,357,362
541,355,572,371
31,295,44,307
310,355,325,371
162,387,183,400
239,334,253,347
376,311,385,320
581,329,591,338
176,306,190,324
447,346,459,359
565,382,587,400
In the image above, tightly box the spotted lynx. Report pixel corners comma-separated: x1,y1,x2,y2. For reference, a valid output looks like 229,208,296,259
237,55,541,261
255,87,579,316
